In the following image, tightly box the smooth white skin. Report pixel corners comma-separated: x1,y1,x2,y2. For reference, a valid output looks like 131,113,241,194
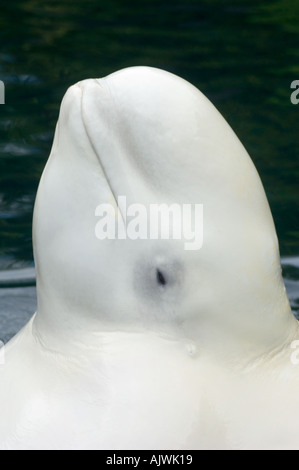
0,67,299,450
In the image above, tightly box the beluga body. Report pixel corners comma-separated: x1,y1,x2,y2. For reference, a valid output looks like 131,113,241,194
0,66,299,450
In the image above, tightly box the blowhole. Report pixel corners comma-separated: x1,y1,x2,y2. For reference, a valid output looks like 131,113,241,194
156,269,167,287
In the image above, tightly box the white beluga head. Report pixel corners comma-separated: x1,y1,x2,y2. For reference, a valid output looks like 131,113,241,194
2,66,299,451
33,66,297,361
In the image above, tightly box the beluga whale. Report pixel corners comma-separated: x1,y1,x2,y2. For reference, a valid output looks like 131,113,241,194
0,66,299,450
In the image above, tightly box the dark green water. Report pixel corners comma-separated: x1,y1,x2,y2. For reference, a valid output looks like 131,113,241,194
0,0,298,266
